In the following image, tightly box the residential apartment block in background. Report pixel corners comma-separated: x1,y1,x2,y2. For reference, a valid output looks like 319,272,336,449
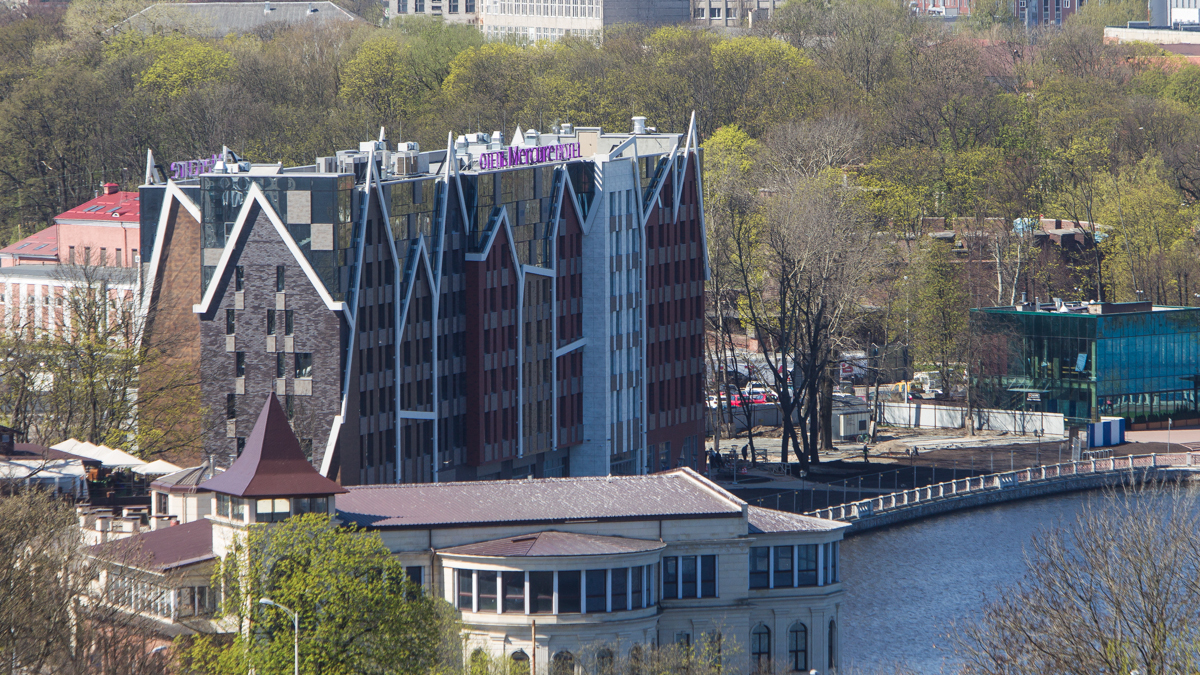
387,0,689,41
690,0,783,26
139,116,708,486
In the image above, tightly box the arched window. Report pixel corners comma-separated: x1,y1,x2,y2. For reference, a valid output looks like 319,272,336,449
750,624,771,672
468,648,489,675
828,619,838,670
788,622,808,671
511,649,530,675
596,648,615,675
551,651,575,675
628,645,646,675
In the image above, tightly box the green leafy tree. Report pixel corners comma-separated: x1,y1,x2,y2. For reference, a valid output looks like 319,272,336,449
178,513,461,675
135,34,236,99
1096,154,1195,303
914,239,969,395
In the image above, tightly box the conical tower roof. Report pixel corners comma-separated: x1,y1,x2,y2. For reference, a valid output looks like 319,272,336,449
199,393,346,498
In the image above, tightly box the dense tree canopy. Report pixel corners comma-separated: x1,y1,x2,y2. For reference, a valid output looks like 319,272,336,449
3,0,1200,449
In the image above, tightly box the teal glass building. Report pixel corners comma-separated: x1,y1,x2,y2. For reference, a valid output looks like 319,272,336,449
971,303,1200,425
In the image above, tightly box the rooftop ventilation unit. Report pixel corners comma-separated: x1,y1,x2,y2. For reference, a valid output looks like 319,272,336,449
632,116,647,134
391,145,420,176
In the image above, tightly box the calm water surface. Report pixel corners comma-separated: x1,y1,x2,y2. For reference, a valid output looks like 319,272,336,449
840,491,1101,674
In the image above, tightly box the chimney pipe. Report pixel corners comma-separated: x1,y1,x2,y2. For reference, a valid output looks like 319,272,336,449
632,116,647,134
102,183,119,196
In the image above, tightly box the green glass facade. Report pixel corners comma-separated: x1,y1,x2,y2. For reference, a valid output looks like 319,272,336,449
972,307,1200,424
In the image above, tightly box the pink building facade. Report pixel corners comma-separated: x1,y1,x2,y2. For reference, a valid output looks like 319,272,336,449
1,184,140,268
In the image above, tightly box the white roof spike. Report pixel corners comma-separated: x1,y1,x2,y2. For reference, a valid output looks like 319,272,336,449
379,127,387,143
511,125,524,147
144,148,161,185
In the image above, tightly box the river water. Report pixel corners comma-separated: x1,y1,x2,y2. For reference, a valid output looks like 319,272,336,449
840,490,1099,674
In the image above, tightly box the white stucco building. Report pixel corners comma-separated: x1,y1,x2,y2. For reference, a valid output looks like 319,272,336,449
91,393,848,672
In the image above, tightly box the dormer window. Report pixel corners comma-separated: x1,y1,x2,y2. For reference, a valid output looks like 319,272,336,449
256,498,291,523
294,496,328,514
215,494,248,521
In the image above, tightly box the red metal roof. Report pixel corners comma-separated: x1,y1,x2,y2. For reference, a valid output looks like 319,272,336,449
337,468,746,530
54,191,140,224
199,393,346,498
88,519,214,572
0,225,58,260
440,531,666,558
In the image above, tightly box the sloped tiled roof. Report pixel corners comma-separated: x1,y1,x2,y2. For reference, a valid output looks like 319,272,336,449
123,1,359,38
0,225,58,262
337,468,746,530
746,506,847,534
198,393,346,498
55,192,140,225
89,519,214,572
440,531,666,558
7,442,95,463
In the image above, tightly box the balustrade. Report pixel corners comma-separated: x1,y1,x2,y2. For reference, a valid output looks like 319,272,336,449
796,452,1192,523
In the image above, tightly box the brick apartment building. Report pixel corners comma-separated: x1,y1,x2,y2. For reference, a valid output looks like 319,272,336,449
138,117,708,486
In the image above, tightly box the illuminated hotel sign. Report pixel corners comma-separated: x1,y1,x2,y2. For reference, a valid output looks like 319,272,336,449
478,142,581,171
170,154,221,180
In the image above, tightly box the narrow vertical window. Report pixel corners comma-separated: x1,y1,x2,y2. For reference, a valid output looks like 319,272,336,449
749,547,769,589
662,557,678,599
266,309,276,335
774,546,794,589
285,310,294,335
681,556,697,598
294,353,313,378
557,571,581,613
478,571,498,611
457,570,473,610
235,266,244,291
225,309,235,335
611,568,628,611
226,393,236,419
276,353,285,378
701,555,717,597
585,570,607,613
276,266,285,292
502,571,525,614
235,352,245,378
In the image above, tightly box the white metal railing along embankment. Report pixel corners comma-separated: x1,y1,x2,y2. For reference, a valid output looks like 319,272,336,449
802,452,1190,522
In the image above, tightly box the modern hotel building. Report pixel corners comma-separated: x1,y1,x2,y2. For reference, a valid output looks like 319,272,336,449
138,117,707,486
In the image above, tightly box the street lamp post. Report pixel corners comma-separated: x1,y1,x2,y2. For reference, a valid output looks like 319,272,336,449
260,598,299,675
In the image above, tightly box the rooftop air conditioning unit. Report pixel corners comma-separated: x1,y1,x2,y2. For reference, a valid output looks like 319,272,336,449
391,150,420,176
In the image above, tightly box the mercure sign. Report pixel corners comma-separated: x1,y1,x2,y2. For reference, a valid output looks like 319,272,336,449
170,154,221,180
478,142,581,170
